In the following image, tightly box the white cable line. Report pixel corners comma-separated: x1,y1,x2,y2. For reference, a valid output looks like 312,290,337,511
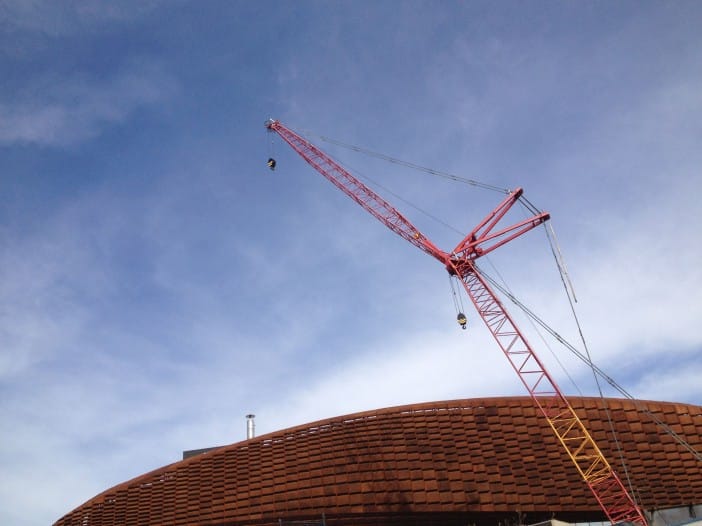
301,129,510,194
478,258,584,397
546,221,578,303
342,158,466,237
448,275,467,316
480,270,702,463
543,223,637,498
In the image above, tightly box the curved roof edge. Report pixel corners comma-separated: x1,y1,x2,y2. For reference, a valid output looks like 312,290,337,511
55,396,702,526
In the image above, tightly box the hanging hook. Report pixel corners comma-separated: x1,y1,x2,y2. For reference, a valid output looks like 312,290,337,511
457,312,467,330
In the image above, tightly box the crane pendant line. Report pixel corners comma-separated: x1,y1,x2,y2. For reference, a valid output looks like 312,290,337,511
457,263,646,525
265,119,648,526
266,119,445,262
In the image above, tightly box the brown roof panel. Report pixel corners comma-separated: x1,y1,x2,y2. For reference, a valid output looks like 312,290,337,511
54,396,702,526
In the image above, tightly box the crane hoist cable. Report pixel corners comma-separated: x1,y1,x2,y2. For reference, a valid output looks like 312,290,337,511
558,226,640,494
496,211,698,485
540,221,637,493
448,275,468,329
266,125,277,170
500,200,586,395
544,221,578,302
480,269,702,463
337,148,479,331
478,257,585,397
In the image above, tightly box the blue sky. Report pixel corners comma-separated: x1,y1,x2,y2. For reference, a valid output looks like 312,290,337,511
1,2,701,524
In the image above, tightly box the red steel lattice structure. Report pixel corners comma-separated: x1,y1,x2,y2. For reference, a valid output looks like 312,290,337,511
265,119,647,524
54,397,702,526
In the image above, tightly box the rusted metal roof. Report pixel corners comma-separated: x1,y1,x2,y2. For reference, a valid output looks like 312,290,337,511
54,397,702,526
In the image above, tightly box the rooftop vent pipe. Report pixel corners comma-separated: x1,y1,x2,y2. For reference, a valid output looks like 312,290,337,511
246,414,256,440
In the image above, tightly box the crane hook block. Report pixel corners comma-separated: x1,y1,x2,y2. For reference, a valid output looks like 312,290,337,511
457,313,467,330
267,158,277,171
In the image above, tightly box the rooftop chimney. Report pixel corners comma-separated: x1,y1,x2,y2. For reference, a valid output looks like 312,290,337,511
246,414,256,439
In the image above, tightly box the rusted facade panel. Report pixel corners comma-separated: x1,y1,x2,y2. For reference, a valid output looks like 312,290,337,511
54,397,702,526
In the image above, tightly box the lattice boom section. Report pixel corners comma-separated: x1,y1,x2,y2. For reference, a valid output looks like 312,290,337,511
458,270,648,524
460,271,558,399
271,123,443,261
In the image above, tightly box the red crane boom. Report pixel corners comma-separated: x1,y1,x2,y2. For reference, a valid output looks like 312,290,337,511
265,119,648,526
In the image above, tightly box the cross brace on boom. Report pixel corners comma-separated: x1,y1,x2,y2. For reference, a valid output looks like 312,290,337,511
265,118,648,526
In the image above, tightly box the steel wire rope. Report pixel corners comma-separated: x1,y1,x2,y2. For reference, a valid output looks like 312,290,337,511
266,126,276,159
542,221,639,500
513,202,699,497
295,126,515,241
479,269,702,463
316,141,487,332
339,157,467,238
299,129,511,194
479,255,650,510
331,136,589,400
311,144,478,320
448,275,467,322
326,138,588,398
499,195,701,464
506,198,586,395
515,196,638,494
478,256,584,397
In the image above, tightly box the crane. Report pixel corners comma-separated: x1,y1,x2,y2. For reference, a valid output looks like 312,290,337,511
265,118,648,526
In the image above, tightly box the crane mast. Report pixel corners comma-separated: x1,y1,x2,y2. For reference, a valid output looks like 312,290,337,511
265,119,648,526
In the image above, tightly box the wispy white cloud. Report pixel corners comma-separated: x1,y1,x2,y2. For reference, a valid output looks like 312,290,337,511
0,198,243,524
257,326,519,436
2,5,701,526
632,354,702,404
0,0,165,36
0,60,176,147
0,217,99,379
